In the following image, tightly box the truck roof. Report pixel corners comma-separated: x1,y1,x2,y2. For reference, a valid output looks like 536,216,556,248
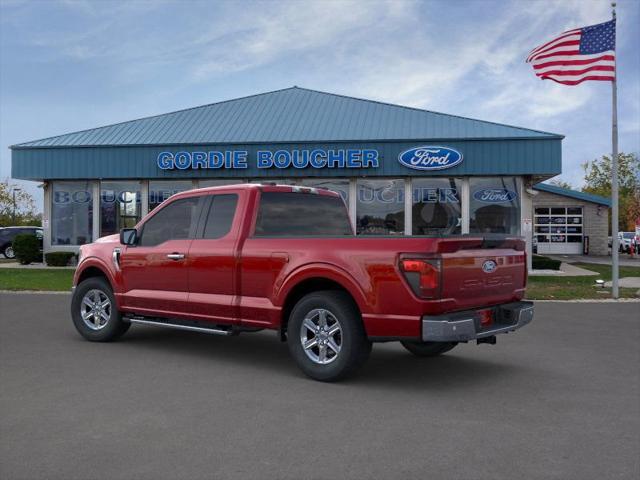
172,182,342,199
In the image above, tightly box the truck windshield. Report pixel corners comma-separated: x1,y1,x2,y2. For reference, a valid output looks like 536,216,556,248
255,192,352,236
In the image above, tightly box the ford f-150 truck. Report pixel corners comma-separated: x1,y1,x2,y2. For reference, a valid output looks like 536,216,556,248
71,183,533,381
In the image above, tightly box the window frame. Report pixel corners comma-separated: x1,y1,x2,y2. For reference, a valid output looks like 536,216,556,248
136,195,204,247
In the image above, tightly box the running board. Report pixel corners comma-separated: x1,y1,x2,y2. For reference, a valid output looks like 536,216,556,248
126,317,234,336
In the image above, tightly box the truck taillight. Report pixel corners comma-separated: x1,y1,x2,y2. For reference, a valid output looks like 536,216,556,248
400,258,441,298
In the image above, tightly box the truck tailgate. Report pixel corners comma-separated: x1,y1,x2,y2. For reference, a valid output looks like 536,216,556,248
437,237,526,312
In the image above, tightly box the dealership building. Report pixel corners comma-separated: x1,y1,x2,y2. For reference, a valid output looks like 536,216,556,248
10,87,611,268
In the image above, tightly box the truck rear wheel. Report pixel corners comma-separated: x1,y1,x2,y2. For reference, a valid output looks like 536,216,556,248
287,290,371,382
401,341,457,357
71,277,130,342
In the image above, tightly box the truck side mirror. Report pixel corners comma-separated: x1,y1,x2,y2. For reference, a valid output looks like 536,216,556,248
120,228,138,246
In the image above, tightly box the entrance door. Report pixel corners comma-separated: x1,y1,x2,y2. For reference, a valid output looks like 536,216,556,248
534,206,583,254
119,196,201,318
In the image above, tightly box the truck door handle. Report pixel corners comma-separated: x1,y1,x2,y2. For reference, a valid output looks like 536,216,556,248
167,253,185,260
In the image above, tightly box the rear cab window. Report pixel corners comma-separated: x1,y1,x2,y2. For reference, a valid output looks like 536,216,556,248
254,191,352,237
202,194,238,239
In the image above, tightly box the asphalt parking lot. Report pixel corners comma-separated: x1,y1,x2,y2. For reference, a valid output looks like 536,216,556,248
1,294,638,480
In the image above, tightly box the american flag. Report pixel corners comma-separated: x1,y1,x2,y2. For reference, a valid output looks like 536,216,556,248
526,19,616,85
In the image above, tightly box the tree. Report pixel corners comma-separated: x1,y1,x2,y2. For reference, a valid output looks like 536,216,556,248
582,152,640,232
0,180,41,227
547,177,573,190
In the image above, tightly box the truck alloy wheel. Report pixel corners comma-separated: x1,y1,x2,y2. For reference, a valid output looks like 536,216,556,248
71,277,130,342
288,290,371,382
300,308,342,365
80,289,112,331
4,245,14,259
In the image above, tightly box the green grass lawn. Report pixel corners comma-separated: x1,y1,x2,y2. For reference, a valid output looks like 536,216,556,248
526,263,640,300
0,268,74,291
0,262,638,299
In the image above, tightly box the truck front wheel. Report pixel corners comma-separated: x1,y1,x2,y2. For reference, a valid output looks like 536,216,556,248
71,277,130,342
287,290,371,382
401,341,457,357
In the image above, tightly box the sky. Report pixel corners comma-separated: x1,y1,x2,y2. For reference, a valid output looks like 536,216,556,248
1,0,639,211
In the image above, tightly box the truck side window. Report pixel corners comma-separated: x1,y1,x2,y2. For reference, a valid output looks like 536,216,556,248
254,192,352,237
139,197,199,246
202,194,238,239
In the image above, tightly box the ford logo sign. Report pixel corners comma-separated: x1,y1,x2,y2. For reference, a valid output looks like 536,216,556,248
398,146,463,171
482,259,497,273
473,188,517,203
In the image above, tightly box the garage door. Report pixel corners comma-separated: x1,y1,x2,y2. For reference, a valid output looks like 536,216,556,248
535,207,583,254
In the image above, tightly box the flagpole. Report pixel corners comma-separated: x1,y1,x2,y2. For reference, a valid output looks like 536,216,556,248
611,1,619,298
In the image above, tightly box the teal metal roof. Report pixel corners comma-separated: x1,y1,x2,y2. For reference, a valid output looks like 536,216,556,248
12,87,562,148
533,183,611,207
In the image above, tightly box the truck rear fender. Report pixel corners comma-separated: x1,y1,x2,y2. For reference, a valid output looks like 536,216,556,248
277,264,370,339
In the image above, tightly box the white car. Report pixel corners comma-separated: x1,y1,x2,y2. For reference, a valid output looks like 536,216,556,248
619,232,635,253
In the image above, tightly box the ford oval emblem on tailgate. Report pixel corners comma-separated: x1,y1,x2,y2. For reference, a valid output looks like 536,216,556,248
398,146,463,171
482,260,497,273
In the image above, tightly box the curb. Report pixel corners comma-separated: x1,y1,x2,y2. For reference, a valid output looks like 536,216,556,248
0,290,638,303
0,290,71,295
529,298,640,303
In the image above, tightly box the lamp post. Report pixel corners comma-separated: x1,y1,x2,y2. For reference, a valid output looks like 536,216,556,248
12,187,22,224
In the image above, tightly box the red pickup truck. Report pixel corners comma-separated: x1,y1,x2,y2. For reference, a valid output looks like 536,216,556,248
71,183,533,381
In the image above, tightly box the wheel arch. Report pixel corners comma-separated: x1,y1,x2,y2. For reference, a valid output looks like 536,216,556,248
277,266,369,341
75,259,116,292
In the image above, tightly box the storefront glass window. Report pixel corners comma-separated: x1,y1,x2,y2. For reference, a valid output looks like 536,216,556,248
100,181,142,236
149,180,193,211
356,179,404,235
199,179,245,188
412,178,461,235
300,179,349,204
469,177,520,234
51,181,93,245
249,179,298,185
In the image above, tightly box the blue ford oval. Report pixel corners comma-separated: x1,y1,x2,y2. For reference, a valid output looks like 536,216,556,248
398,146,463,171
473,188,518,203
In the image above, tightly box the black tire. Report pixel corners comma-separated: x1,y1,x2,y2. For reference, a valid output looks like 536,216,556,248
287,290,371,382
71,277,129,342
2,244,15,259
401,341,457,357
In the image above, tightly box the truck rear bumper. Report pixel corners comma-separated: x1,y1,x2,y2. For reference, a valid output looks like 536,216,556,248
422,301,534,342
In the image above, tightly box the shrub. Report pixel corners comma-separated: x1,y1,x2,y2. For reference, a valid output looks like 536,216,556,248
12,234,42,265
45,252,76,267
532,255,562,270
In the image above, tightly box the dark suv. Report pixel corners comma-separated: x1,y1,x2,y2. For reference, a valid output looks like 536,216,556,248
0,227,43,259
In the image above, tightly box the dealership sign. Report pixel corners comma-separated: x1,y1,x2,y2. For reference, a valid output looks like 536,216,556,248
157,149,380,170
398,146,463,171
473,188,517,203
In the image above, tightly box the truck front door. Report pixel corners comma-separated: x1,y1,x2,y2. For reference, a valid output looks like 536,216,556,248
118,196,201,317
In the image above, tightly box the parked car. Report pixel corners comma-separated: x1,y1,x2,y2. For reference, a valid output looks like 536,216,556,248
71,184,533,381
0,226,43,259
619,232,635,253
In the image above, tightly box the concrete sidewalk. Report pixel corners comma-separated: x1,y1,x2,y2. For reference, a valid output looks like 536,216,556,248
529,262,599,276
546,254,640,267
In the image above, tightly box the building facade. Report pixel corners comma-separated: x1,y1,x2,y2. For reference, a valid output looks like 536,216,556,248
532,183,610,256
11,86,608,268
